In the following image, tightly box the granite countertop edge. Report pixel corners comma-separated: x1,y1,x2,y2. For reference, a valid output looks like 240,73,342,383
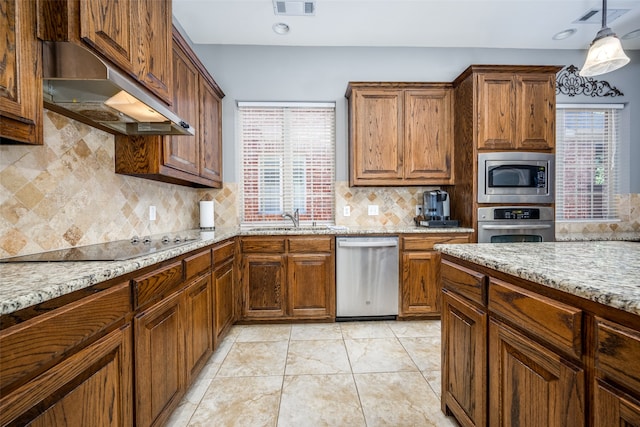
0,226,473,316
436,241,640,316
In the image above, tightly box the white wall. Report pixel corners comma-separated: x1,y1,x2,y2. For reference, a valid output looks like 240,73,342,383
191,44,640,192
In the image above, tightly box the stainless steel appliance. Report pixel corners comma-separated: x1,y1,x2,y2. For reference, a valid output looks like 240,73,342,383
478,152,554,204
336,236,399,320
477,206,555,243
421,190,459,227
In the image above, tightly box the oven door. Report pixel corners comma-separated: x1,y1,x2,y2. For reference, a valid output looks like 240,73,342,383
478,221,555,243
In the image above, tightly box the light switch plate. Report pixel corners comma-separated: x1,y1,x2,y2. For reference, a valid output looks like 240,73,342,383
368,205,379,216
343,206,351,216
149,205,156,221
415,205,422,215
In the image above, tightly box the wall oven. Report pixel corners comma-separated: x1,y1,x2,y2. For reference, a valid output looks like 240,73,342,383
478,207,555,243
478,152,554,204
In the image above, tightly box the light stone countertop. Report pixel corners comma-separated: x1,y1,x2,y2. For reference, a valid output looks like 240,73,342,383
0,225,473,316
436,241,640,316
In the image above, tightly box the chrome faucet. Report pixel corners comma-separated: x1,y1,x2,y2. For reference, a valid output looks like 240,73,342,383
282,208,300,228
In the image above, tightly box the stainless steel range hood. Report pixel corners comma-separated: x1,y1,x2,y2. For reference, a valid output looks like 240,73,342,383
42,42,194,136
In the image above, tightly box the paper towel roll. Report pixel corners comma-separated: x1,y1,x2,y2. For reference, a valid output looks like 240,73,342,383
199,201,215,229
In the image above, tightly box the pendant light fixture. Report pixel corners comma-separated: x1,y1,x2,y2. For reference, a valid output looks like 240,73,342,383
580,0,630,77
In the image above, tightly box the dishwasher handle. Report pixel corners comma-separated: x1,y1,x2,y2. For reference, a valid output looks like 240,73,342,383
337,240,398,248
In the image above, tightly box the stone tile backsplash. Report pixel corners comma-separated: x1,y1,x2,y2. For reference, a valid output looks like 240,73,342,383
1,111,638,257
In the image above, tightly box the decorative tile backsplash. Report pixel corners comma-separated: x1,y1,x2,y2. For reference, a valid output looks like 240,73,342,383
1,110,638,258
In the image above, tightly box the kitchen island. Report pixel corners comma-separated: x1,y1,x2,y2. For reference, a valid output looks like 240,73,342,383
436,241,640,427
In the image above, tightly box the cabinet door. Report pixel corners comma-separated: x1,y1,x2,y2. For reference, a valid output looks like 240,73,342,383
441,291,487,427
404,89,454,183
184,275,213,384
401,251,440,317
1,0,42,144
135,291,185,427
214,257,234,345
163,43,200,176
476,74,516,150
350,89,403,185
288,253,335,319
488,319,585,427
199,76,223,186
79,0,134,73
594,379,640,427
134,0,172,103
0,324,133,426
243,254,286,319
516,73,556,150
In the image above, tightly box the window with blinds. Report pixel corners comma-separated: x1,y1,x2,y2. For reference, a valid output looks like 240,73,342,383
238,102,335,225
556,104,622,221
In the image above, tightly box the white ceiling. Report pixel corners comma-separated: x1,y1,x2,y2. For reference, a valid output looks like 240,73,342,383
172,0,640,50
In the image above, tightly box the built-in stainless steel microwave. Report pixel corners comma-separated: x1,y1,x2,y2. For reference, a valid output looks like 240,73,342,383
478,152,554,204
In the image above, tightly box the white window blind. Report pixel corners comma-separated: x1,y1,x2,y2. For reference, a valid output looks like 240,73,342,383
556,104,622,221
238,102,335,225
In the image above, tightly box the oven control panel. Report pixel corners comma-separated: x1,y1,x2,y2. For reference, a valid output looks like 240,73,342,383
493,208,540,220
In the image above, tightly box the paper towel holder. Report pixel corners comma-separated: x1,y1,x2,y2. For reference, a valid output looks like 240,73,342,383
199,200,215,230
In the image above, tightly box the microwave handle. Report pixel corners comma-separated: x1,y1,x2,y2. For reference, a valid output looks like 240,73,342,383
480,224,553,230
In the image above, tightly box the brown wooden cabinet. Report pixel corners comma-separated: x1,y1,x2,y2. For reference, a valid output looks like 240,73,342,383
593,318,640,426
400,234,470,318
476,71,557,151
441,255,640,427
213,240,236,346
488,318,585,426
184,274,213,384
133,248,213,427
38,0,172,104
441,261,488,427
346,82,454,186
1,0,43,144
240,236,335,321
0,283,132,426
134,289,185,427
115,27,225,188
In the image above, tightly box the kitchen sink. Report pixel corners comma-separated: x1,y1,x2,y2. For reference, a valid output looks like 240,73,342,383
247,226,325,232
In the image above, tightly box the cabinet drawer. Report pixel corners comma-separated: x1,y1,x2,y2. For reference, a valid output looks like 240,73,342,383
184,249,211,281
213,239,235,266
595,318,640,393
441,260,486,307
403,234,470,251
289,237,333,253
241,237,286,253
133,261,184,308
489,279,582,359
0,283,130,392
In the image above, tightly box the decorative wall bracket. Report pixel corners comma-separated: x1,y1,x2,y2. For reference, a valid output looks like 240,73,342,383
556,65,624,97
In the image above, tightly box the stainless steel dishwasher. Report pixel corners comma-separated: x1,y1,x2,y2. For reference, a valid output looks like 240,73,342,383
335,236,399,320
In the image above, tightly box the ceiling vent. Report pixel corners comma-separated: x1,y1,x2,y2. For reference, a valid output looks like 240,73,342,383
273,1,315,16
573,8,630,24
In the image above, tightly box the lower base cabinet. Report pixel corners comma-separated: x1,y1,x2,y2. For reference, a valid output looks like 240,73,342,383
441,290,487,427
185,274,214,383
488,319,585,427
135,290,185,427
0,324,133,426
214,255,235,345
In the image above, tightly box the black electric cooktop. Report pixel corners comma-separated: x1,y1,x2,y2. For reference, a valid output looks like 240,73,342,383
0,236,199,263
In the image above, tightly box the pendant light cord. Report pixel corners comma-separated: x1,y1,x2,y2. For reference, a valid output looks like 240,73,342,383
602,0,607,29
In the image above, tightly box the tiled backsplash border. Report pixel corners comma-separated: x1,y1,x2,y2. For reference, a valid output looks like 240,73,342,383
1,111,638,257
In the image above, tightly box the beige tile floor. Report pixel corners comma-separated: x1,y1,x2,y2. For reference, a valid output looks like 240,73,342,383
166,320,460,427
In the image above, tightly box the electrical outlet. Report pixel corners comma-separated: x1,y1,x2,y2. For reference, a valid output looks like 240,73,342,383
343,206,351,217
368,205,379,216
415,205,422,216
149,205,156,221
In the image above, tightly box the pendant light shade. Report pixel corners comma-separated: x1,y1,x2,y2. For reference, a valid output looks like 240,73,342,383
580,0,630,77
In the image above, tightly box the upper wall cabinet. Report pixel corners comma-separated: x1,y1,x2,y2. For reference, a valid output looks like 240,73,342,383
455,65,561,151
36,0,172,104
346,82,454,186
115,28,225,188
1,0,43,145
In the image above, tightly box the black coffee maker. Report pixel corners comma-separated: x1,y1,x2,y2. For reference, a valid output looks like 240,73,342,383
421,190,459,227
